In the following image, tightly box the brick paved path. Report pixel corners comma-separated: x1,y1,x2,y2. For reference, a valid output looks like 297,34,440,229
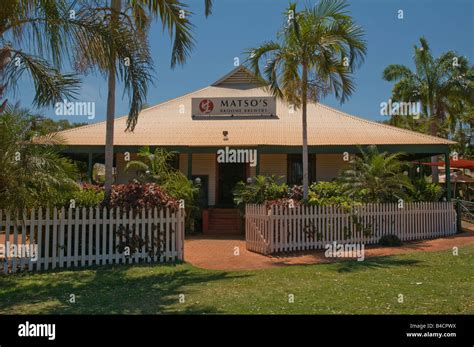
184,229,474,271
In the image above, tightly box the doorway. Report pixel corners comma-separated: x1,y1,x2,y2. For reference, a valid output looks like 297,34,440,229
217,162,247,207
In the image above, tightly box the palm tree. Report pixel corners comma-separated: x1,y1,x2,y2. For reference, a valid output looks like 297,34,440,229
338,146,414,203
0,104,78,211
0,0,101,111
246,0,366,199
1,1,154,187
101,0,212,204
383,37,472,182
125,146,177,182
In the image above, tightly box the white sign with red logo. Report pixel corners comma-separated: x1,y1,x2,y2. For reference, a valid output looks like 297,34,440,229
192,97,276,116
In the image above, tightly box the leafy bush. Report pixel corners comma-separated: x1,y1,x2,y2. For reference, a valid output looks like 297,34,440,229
266,181,289,201
411,178,443,202
0,106,80,211
378,234,402,247
71,186,104,208
307,181,360,208
109,183,178,212
233,175,288,207
124,147,198,231
162,172,199,232
338,145,414,203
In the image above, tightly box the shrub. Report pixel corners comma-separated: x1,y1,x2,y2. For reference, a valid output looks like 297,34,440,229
124,147,198,231
411,178,443,202
378,234,402,247
162,172,199,232
337,145,414,203
109,183,178,212
307,181,360,208
233,175,288,207
266,181,289,200
71,187,104,208
0,106,80,211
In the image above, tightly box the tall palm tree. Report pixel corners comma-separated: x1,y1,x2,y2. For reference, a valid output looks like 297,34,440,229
102,0,213,203
1,1,153,205
246,0,366,199
0,0,153,143
383,37,472,182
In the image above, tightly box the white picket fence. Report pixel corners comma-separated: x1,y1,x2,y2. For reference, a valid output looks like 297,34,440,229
0,207,185,274
246,202,457,255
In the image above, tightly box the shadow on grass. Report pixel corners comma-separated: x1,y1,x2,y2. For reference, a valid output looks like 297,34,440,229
0,262,249,314
333,256,421,273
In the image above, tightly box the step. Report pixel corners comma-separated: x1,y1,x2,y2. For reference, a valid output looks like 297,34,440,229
210,213,240,218
209,224,239,231
209,221,239,226
210,209,239,214
206,228,240,234
209,219,239,224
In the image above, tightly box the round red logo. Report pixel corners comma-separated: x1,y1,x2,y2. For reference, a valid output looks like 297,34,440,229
199,99,214,114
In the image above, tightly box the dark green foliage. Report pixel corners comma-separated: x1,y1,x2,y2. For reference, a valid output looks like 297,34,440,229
0,105,79,211
338,146,414,203
379,234,403,247
233,175,288,207
308,181,361,207
411,178,443,202
70,186,105,208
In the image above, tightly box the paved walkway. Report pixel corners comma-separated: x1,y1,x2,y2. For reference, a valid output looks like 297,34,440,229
184,228,474,271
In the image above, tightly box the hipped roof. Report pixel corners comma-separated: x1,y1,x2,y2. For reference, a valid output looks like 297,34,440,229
55,66,454,148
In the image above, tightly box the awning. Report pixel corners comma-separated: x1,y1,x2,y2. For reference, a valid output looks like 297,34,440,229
439,173,474,184
417,159,474,170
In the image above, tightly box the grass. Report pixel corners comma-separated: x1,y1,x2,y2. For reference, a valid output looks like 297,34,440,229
0,245,473,314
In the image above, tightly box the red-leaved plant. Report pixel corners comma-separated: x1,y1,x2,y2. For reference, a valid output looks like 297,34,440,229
108,183,179,212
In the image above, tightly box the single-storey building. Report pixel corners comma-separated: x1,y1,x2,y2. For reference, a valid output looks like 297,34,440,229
57,66,455,232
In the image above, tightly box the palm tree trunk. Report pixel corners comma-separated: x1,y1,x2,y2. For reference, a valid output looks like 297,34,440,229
103,0,121,204
0,45,12,113
301,63,309,199
429,110,439,183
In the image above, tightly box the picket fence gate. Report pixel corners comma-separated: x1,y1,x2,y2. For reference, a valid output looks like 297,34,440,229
0,207,185,274
245,202,457,255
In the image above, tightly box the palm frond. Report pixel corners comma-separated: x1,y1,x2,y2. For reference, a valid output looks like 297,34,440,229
4,50,80,107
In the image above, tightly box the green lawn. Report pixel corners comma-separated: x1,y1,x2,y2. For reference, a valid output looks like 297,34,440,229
1,245,473,314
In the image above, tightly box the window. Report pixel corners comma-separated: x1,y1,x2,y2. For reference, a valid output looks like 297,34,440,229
287,154,316,185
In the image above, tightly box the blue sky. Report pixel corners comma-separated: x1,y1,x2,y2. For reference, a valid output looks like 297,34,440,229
12,0,474,124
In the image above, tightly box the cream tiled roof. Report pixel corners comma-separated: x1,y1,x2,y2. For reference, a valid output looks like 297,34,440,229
55,67,454,147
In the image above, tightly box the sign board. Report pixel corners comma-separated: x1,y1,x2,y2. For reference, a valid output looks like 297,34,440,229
192,97,276,116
